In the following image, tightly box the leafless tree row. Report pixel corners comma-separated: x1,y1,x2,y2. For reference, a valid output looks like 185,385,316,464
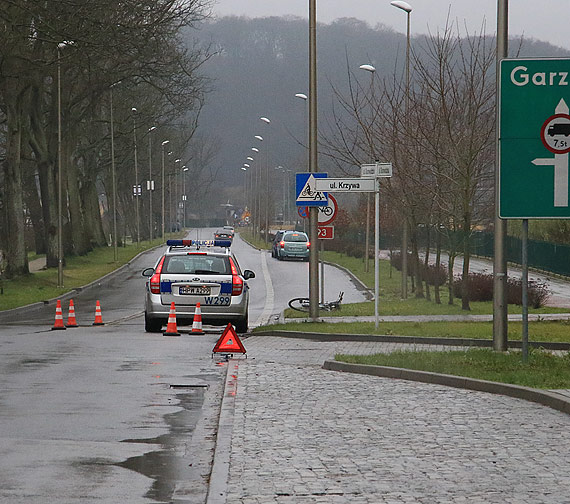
0,0,214,277
322,22,496,310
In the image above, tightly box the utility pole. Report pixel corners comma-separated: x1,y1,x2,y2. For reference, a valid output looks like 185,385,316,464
493,0,509,351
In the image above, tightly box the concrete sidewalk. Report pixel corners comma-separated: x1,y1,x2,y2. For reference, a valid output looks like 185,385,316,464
207,336,570,504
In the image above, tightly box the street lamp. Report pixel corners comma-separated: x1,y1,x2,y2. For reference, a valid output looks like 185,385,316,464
173,158,181,233
260,117,271,243
56,41,73,287
182,165,188,229
161,140,169,239
110,83,118,262
391,0,412,299
147,126,156,242
131,108,140,245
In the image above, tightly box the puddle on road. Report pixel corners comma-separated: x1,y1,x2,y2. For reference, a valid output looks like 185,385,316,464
114,371,221,503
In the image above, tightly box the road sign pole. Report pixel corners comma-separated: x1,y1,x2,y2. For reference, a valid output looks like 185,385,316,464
522,219,529,363
375,179,380,329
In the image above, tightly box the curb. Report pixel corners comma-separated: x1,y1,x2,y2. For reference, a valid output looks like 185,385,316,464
206,359,239,504
251,329,570,351
322,360,570,416
0,246,161,319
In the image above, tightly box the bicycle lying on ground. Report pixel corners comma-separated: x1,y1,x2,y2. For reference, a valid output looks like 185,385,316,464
288,291,344,313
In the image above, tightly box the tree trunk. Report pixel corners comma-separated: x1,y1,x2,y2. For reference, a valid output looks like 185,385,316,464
461,213,471,311
410,229,424,298
434,228,442,304
2,102,28,277
22,154,46,255
424,225,431,301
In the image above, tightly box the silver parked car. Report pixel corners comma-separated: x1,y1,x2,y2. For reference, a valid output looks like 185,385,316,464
276,231,310,261
142,239,255,333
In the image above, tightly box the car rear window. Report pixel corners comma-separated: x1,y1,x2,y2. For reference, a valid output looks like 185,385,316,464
164,255,230,275
284,233,308,242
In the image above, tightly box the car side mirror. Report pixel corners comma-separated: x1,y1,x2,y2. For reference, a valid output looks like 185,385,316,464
243,270,255,280
141,267,155,277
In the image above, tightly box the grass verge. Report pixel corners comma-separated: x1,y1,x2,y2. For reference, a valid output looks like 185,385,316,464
0,237,173,311
258,319,570,343
335,348,570,389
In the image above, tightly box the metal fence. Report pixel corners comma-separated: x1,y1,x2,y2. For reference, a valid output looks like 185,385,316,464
333,227,570,278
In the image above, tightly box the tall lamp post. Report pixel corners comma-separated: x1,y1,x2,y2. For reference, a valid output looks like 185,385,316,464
390,0,412,299
251,146,260,238
182,166,188,229
110,84,118,262
260,117,271,243
147,126,156,242
56,41,71,287
494,0,509,351
160,140,169,239
173,158,181,233
295,93,309,172
359,63,376,274
131,108,140,245
308,0,319,319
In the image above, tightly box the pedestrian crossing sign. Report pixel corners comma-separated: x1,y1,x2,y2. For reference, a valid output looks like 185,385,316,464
296,173,328,206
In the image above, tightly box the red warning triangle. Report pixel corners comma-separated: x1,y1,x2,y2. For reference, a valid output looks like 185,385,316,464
213,323,247,354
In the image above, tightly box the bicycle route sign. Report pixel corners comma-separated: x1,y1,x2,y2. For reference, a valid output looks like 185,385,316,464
499,58,570,218
295,173,328,207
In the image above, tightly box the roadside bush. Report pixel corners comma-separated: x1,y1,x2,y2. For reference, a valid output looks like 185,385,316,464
390,252,447,285
423,263,448,286
452,273,551,307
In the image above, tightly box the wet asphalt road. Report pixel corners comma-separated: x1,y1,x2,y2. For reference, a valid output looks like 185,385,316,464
0,230,366,503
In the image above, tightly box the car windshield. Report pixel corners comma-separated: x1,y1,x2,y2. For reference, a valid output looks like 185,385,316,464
164,256,229,274
284,233,307,242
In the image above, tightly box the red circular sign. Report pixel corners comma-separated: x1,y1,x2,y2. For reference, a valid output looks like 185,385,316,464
319,194,338,226
297,206,309,219
540,113,570,154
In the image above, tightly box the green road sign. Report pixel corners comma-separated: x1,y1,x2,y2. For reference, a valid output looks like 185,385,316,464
499,58,570,218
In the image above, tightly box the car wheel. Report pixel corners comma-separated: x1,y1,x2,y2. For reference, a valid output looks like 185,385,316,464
235,315,248,334
145,312,163,333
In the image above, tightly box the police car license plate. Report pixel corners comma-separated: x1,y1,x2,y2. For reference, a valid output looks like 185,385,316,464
179,286,211,295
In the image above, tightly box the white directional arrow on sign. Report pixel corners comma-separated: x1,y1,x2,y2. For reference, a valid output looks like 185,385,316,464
533,98,570,207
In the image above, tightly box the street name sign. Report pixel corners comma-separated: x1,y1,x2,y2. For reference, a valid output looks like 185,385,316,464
315,177,376,192
295,173,328,207
499,58,570,218
361,162,393,178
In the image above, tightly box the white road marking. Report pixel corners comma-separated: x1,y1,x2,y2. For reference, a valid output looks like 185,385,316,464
254,251,274,327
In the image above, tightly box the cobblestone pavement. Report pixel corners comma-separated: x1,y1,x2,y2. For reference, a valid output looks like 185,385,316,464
224,336,570,503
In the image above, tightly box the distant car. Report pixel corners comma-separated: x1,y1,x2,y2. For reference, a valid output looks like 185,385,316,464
141,239,255,333
276,231,310,261
271,230,285,258
215,229,233,241
223,225,235,237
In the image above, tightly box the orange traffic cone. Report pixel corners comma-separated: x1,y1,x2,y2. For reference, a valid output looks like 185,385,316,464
164,302,180,336
66,299,79,327
51,299,67,330
93,300,104,326
191,302,205,335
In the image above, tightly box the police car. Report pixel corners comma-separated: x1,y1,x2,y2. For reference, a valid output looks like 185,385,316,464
141,239,255,333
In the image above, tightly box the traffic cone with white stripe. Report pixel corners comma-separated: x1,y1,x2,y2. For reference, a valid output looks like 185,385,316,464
66,299,79,327
164,302,180,336
93,300,104,326
191,302,205,335
51,299,67,330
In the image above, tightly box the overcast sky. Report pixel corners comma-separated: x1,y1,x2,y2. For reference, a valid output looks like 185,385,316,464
212,1,570,50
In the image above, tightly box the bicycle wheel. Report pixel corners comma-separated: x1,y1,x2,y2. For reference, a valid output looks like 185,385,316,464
288,297,310,312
